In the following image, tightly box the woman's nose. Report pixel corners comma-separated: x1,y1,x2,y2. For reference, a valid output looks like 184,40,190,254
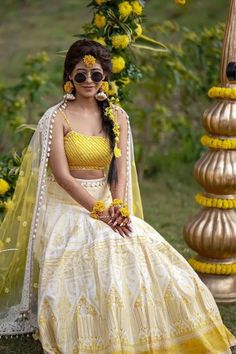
85,72,93,83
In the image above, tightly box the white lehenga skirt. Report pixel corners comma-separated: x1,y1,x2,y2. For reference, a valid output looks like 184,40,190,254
34,176,236,354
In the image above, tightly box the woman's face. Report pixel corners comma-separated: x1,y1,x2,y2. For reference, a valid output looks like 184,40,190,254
69,60,105,98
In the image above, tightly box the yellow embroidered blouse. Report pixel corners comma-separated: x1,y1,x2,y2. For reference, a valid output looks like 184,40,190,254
60,109,113,170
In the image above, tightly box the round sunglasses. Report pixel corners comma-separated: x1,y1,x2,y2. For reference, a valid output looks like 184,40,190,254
74,71,103,84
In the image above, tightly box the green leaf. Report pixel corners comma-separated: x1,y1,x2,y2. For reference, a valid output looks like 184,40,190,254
132,34,169,53
15,123,37,133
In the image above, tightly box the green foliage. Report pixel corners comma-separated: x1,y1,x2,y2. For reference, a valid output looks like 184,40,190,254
129,20,225,177
0,149,24,214
0,50,52,154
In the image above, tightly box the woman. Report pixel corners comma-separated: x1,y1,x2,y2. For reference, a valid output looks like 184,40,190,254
0,39,236,354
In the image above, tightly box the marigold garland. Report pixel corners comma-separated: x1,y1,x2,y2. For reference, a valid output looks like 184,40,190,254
188,257,236,275
200,135,236,150
195,193,236,209
208,86,236,100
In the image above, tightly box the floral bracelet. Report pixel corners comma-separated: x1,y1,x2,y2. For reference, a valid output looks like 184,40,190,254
90,200,106,219
119,204,130,218
110,198,123,207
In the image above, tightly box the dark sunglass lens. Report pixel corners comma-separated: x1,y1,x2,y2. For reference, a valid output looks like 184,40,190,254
91,71,103,82
74,73,86,83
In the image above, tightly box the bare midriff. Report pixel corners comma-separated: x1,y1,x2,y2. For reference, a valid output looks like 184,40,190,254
69,169,105,179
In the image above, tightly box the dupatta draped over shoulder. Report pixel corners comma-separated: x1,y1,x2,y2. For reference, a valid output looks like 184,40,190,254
0,99,143,337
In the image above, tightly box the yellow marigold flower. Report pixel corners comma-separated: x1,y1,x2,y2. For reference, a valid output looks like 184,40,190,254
131,1,143,15
0,178,10,195
108,81,119,96
83,54,96,68
175,0,186,4
95,0,107,5
111,34,130,49
118,1,133,19
111,56,126,73
94,13,106,28
93,37,106,46
134,23,143,38
100,81,109,93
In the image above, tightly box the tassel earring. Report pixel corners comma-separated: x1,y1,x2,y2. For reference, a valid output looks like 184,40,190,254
95,91,108,101
63,80,76,101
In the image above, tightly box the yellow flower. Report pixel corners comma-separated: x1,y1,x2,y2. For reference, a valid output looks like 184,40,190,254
134,23,143,38
131,1,143,15
95,0,106,5
175,0,186,4
100,81,109,93
5,237,11,244
111,56,126,73
118,1,133,18
83,54,96,68
93,37,106,46
111,34,130,49
119,77,131,86
114,145,122,158
94,13,106,28
0,178,10,195
119,204,130,217
108,81,119,96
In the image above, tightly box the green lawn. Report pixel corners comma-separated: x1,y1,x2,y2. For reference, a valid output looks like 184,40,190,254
0,163,235,353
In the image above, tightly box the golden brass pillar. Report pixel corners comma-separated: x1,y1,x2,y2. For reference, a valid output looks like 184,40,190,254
183,0,236,304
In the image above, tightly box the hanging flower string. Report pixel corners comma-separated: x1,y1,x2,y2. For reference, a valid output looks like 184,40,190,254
105,100,121,157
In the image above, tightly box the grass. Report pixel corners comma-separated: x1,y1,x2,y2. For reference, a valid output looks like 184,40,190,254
0,162,235,353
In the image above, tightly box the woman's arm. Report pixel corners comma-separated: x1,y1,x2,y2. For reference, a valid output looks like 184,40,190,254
48,111,97,212
110,106,128,202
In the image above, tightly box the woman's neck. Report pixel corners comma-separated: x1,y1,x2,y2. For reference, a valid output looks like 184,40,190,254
68,94,98,112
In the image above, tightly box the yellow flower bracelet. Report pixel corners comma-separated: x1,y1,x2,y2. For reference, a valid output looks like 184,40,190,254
119,204,130,218
110,198,123,207
90,200,106,219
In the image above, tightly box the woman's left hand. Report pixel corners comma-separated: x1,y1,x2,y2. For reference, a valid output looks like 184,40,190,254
108,206,132,236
